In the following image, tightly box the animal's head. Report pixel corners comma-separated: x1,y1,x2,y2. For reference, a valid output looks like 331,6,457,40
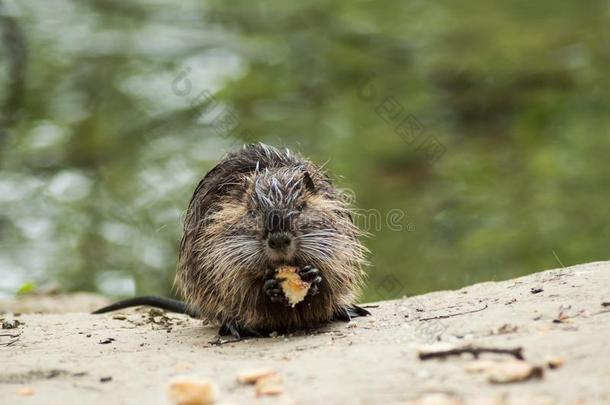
191,150,365,275
245,167,324,263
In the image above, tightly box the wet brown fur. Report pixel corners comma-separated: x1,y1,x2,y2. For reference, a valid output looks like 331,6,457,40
177,144,367,333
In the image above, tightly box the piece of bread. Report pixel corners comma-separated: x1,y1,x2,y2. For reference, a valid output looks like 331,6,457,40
167,376,218,405
276,266,310,307
236,368,277,385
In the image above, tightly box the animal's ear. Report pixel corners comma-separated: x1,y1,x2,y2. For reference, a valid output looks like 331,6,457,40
303,171,316,193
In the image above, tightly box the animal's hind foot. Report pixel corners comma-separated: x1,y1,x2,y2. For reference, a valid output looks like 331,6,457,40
332,305,371,322
219,321,264,340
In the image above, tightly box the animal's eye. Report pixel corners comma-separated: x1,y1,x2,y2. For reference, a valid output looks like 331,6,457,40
297,202,307,211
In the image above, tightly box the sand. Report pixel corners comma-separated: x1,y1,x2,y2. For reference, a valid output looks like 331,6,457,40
1,261,609,404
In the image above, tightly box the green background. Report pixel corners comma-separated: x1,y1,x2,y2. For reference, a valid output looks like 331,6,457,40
1,0,608,302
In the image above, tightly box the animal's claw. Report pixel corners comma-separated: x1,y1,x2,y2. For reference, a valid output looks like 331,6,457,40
299,265,322,296
263,276,289,305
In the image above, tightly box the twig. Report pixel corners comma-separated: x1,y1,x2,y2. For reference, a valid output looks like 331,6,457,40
419,304,488,321
0,332,21,338
419,345,524,361
1,338,19,346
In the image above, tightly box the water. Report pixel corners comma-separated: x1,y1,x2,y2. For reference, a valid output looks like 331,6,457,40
0,0,608,301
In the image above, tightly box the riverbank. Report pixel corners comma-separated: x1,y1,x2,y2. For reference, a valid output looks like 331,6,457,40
2,261,609,404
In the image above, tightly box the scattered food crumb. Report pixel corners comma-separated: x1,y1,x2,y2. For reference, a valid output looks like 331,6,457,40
531,287,544,294
255,374,283,397
17,387,35,396
417,342,457,356
236,368,277,385
466,360,544,383
490,363,544,384
464,360,500,373
167,376,218,405
99,338,115,344
493,324,519,335
236,368,284,397
112,315,127,320
100,376,112,383
545,356,565,369
175,363,194,372
405,393,463,405
553,312,571,324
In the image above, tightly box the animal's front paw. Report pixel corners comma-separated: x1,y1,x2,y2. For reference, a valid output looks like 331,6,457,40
299,265,322,297
263,268,289,305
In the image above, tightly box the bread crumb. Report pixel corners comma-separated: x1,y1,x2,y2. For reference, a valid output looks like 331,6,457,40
276,266,310,307
17,387,35,396
255,374,283,397
167,376,218,405
236,368,277,385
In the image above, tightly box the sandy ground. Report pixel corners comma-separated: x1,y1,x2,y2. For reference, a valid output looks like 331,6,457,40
1,261,609,405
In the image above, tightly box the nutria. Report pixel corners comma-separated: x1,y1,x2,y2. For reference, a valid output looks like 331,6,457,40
94,143,369,338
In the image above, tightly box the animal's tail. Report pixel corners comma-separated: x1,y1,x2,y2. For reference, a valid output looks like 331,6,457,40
92,296,199,318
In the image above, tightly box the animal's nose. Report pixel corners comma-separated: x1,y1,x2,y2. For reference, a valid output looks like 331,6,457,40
267,232,292,250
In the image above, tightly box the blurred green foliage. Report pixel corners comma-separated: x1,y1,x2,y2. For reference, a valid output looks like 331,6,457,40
0,0,608,301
